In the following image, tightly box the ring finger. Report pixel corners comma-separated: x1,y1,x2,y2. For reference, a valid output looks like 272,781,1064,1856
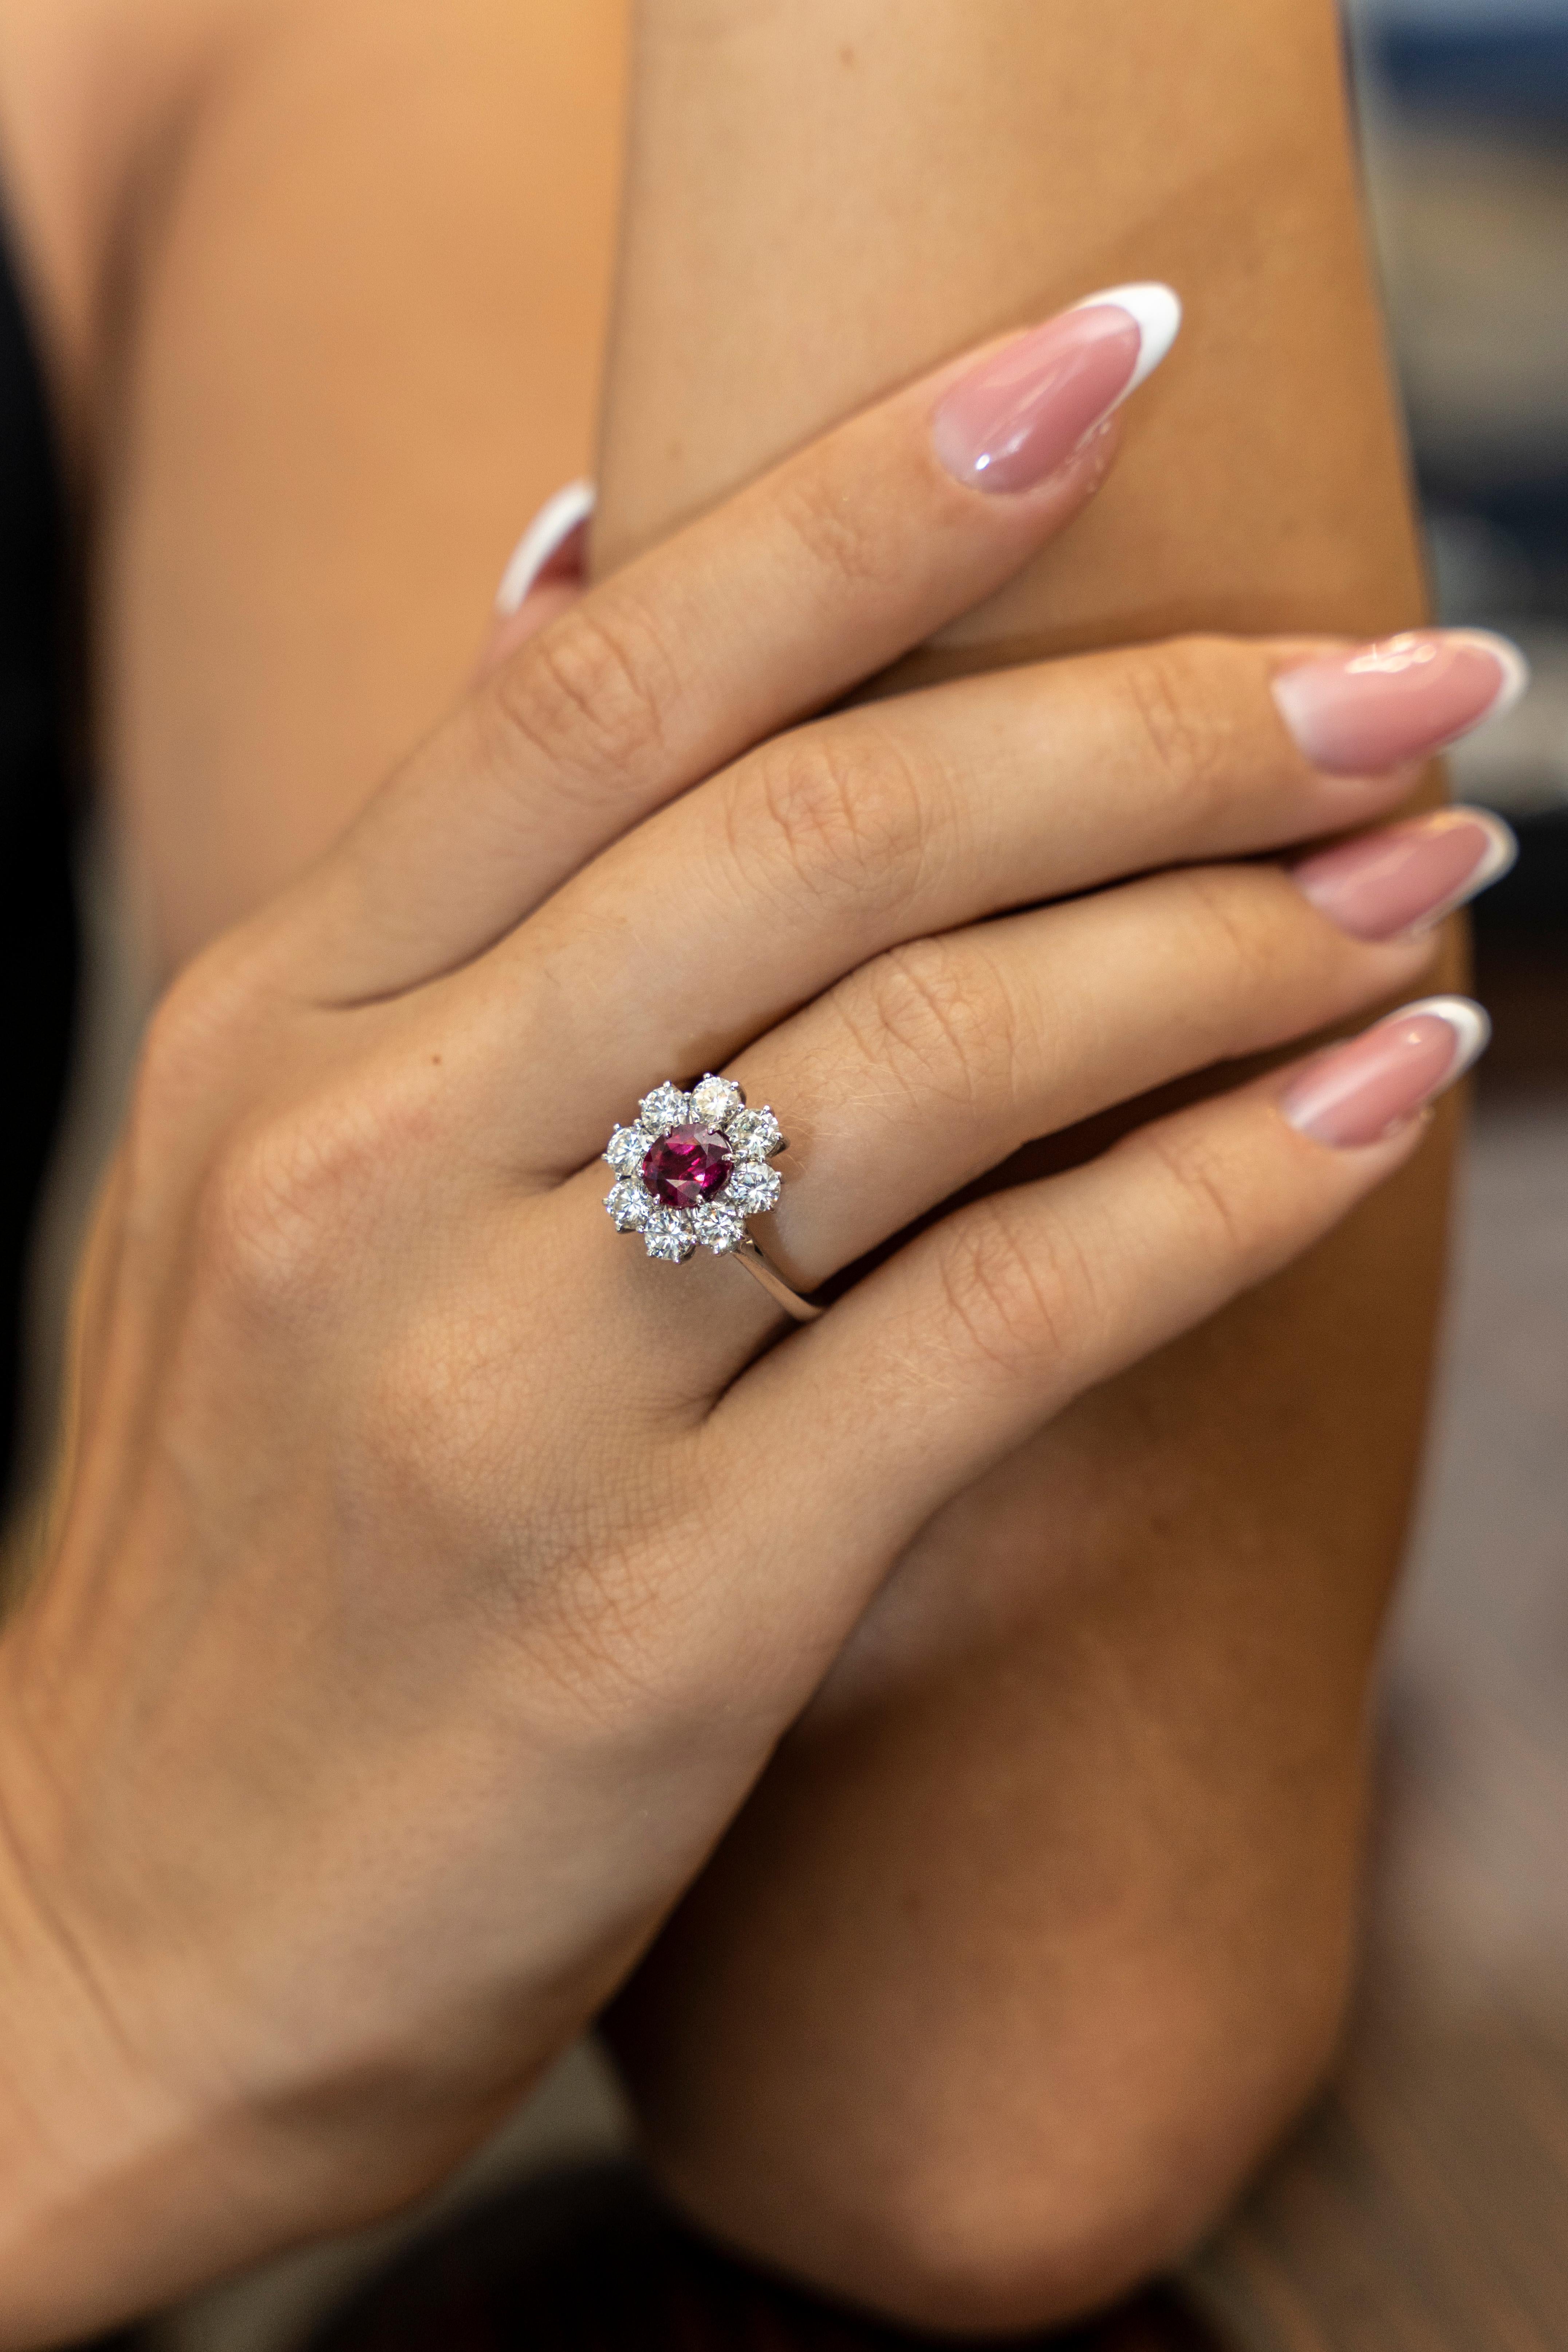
577,813,1504,1367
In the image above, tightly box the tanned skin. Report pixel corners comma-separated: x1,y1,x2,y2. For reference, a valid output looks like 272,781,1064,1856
0,0,1453,2332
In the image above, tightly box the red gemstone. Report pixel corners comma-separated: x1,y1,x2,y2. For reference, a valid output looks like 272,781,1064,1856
641,1124,734,1209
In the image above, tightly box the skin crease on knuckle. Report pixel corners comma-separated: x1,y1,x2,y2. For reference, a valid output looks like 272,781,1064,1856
842,934,1024,1125
482,586,680,806
931,1190,1097,1390
736,720,939,930
1106,632,1359,849
768,432,917,603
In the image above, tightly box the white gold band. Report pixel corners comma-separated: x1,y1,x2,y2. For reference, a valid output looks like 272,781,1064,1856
731,1236,824,1322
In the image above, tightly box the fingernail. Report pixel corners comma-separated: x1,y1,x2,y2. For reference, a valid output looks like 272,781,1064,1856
932,282,1181,495
1272,629,1529,776
1281,996,1490,1147
495,480,595,615
1292,807,1517,941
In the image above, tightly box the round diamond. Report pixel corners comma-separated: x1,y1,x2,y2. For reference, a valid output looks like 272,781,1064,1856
728,1106,784,1161
604,1179,652,1232
642,1124,735,1209
692,1074,745,1126
728,1161,781,1215
689,1201,746,1254
643,1209,695,1262
638,1083,692,1136
604,1124,651,1177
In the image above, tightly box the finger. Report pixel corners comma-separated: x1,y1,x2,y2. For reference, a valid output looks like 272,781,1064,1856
564,812,1502,1387
489,628,1519,1163
730,855,1446,1291
716,998,1486,1595
287,287,1176,996
572,838,1455,1381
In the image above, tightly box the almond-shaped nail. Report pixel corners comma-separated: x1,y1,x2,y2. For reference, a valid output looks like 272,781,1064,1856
1292,807,1517,941
932,283,1181,495
495,479,596,616
1281,997,1490,1147
1272,630,1528,776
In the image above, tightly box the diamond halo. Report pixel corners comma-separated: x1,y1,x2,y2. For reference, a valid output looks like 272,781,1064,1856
602,1076,788,1265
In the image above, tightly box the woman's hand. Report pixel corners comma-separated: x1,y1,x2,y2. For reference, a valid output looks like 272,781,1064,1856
0,295,1510,2341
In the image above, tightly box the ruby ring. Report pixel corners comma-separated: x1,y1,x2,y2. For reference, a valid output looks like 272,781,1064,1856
602,1076,822,1321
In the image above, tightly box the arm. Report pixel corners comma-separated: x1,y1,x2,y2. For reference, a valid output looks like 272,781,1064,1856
0,206,1487,2338
0,0,1453,2331
0,0,627,974
595,3,1459,2331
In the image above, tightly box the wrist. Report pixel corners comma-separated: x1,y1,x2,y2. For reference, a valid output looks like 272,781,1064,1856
0,1686,209,2346
0,1660,512,2340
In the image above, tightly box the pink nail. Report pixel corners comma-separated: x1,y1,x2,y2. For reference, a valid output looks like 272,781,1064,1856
932,282,1181,495
1292,807,1517,941
1272,630,1528,775
1280,997,1489,1148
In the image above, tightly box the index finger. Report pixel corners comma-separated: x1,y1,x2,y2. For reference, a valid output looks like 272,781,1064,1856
291,285,1181,1000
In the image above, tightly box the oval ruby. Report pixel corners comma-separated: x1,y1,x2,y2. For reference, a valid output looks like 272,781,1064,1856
641,1124,734,1209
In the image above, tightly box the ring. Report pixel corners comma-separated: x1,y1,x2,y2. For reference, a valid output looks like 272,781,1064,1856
602,1076,824,1322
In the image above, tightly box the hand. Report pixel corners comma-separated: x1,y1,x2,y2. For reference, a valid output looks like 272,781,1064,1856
0,293,1506,2342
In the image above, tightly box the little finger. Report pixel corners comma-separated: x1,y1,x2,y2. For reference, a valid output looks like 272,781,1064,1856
716,997,1488,1587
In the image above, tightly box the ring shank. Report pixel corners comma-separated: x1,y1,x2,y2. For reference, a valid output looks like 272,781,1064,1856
732,1236,824,1321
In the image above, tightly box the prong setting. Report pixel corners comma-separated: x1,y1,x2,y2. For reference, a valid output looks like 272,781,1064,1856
602,1074,789,1263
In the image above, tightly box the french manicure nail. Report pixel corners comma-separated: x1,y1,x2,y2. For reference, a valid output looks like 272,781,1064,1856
1280,996,1490,1147
932,282,1182,495
1291,807,1518,941
1272,630,1529,776
495,480,596,616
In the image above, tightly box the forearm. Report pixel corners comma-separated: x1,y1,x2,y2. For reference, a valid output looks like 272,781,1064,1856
596,0,1451,2329
91,0,627,970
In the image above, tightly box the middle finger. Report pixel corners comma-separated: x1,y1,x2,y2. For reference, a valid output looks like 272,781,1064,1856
485,626,1514,1171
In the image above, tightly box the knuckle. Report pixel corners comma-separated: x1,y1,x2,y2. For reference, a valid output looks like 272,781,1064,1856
846,934,1019,1113
196,1108,369,1320
123,945,279,1214
194,1060,431,1323
130,978,220,1148
541,1529,733,1730
131,942,260,1135
772,450,904,598
935,1195,1094,1379
1114,637,1242,819
738,724,932,914
1139,1117,1255,1265
501,1481,750,1735
488,592,677,789
354,1301,535,1541
1180,864,1287,1007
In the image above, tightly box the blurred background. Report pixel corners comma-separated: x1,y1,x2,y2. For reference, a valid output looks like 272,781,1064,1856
1188,6,1568,2345
14,4,1568,2348
1349,0,1568,1031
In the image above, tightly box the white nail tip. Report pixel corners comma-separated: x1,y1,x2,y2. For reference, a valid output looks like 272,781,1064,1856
1460,808,1520,896
1446,629,1531,724
495,479,596,617
1395,995,1492,1084
1072,280,1183,399
1393,809,1518,938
